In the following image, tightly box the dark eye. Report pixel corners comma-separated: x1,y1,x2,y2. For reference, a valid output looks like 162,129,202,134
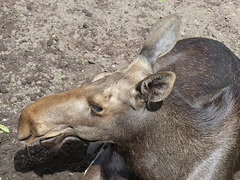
90,105,103,115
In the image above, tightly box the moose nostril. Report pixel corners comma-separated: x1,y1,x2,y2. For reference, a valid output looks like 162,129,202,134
19,131,33,141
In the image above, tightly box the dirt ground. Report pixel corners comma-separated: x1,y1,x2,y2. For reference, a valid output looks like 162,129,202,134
0,0,240,179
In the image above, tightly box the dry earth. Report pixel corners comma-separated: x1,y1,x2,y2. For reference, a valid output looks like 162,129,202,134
0,0,240,179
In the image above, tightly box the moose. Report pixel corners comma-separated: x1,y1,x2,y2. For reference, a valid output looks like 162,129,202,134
18,15,240,179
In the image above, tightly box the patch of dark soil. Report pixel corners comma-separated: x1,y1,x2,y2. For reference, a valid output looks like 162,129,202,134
14,140,94,177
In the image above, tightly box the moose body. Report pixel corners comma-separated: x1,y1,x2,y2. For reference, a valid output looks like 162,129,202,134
18,15,240,179
116,38,240,179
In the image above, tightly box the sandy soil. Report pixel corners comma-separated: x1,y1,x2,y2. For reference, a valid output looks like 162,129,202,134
0,0,240,179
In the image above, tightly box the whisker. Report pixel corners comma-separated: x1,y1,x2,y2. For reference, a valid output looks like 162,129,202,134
26,145,31,159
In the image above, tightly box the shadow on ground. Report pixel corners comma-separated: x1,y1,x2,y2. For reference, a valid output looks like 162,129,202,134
14,140,94,177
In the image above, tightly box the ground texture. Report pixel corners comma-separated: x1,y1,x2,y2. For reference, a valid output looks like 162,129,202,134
0,0,240,179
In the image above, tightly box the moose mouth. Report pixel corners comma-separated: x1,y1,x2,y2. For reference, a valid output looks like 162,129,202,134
40,133,70,148
20,127,79,149
39,127,80,149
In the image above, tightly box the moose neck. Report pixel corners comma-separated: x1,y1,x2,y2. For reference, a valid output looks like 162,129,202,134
115,87,238,180
115,91,197,179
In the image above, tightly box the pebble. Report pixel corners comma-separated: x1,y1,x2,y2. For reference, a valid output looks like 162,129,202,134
82,9,93,17
0,41,7,52
26,76,33,84
0,85,8,94
0,113,4,120
36,81,42,85
29,94,38,101
21,80,27,85
17,95,25,102
33,74,42,82
40,88,46,94
41,81,49,88
26,3,34,11
17,80,22,86
47,39,53,46
38,92,43,97
10,97,17,103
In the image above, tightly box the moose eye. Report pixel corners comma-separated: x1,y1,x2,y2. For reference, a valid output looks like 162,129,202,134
90,105,103,115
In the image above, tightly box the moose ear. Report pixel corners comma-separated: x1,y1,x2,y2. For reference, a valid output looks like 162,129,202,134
139,14,180,64
136,71,176,104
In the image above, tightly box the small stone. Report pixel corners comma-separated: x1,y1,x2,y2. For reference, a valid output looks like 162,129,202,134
17,96,24,102
0,74,4,82
29,94,38,101
1,112,9,119
0,55,7,61
82,23,89,29
41,81,49,88
0,85,8,94
26,76,33,84
17,80,22,85
49,74,54,80
40,88,46,94
21,80,27,85
0,113,4,120
82,9,92,17
10,97,17,103
38,92,43,97
47,39,53,46
0,41,7,52
48,79,53,83
26,3,34,11
36,81,42,85
33,75,41,82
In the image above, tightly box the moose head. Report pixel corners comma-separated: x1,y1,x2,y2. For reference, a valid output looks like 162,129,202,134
18,15,180,148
